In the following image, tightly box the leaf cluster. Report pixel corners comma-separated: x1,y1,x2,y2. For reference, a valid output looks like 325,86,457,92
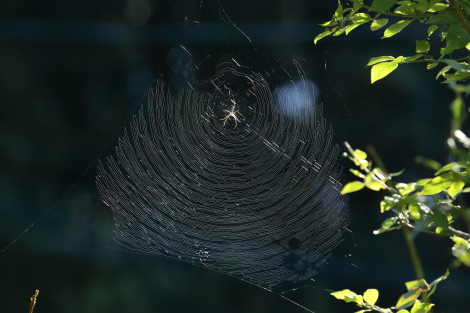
331,270,448,313
315,0,470,83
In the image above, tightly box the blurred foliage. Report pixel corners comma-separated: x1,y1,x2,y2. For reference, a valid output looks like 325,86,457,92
316,0,470,312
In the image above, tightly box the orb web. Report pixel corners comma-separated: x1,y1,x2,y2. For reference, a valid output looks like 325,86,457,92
96,54,347,293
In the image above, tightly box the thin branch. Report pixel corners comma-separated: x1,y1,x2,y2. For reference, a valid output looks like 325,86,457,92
449,0,470,36
29,290,39,313
449,226,470,239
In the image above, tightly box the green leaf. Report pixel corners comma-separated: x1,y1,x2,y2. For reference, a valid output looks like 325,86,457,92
397,310,410,313
366,181,385,191
350,169,366,178
396,289,421,309
371,56,404,83
427,25,438,36
345,23,363,35
415,40,430,53
314,29,333,44
436,65,452,79
442,59,470,71
331,289,364,304
341,181,365,194
448,180,465,197
415,156,441,171
331,289,357,299
431,210,450,229
405,279,428,291
370,0,398,11
380,198,398,212
395,3,417,14
447,24,470,49
367,56,395,66
334,1,344,20
382,20,413,39
420,172,457,195
381,217,397,229
427,3,448,12
408,203,421,219
426,11,459,24
371,18,389,31
426,269,450,298
406,54,424,62
350,13,372,23
427,62,439,70
363,289,379,306
410,300,434,313
354,149,368,160
416,178,432,186
435,162,465,175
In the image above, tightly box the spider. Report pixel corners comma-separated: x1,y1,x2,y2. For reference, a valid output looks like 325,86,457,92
221,104,240,128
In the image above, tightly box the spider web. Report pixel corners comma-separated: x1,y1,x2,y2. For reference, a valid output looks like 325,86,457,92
96,0,349,296
0,1,356,312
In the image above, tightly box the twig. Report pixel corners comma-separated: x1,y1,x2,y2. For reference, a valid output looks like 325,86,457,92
29,290,39,313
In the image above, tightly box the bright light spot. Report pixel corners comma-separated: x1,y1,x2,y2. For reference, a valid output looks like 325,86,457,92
275,80,319,117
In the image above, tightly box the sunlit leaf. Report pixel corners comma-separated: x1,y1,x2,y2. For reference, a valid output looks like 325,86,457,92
345,23,363,35
416,178,432,186
363,289,379,306
395,3,417,14
371,18,389,31
415,40,430,53
341,181,365,194
314,29,333,44
331,289,364,304
370,0,398,11
334,1,344,20
420,172,456,195
382,20,413,39
406,54,424,62
427,3,448,12
350,13,372,23
354,149,368,160
427,25,438,36
366,181,385,191
367,56,395,66
410,300,434,313
396,289,421,309
447,180,465,197
381,217,397,229
405,279,428,291
350,169,365,178
380,197,397,213
436,65,452,79
435,162,465,175
371,56,404,83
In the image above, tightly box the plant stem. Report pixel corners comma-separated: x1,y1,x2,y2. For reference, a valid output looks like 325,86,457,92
403,226,425,280
29,290,39,313
449,0,470,36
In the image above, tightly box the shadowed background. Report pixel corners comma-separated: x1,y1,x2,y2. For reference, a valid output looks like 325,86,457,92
1,0,468,312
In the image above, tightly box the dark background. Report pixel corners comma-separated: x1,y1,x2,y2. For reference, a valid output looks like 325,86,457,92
1,0,468,312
